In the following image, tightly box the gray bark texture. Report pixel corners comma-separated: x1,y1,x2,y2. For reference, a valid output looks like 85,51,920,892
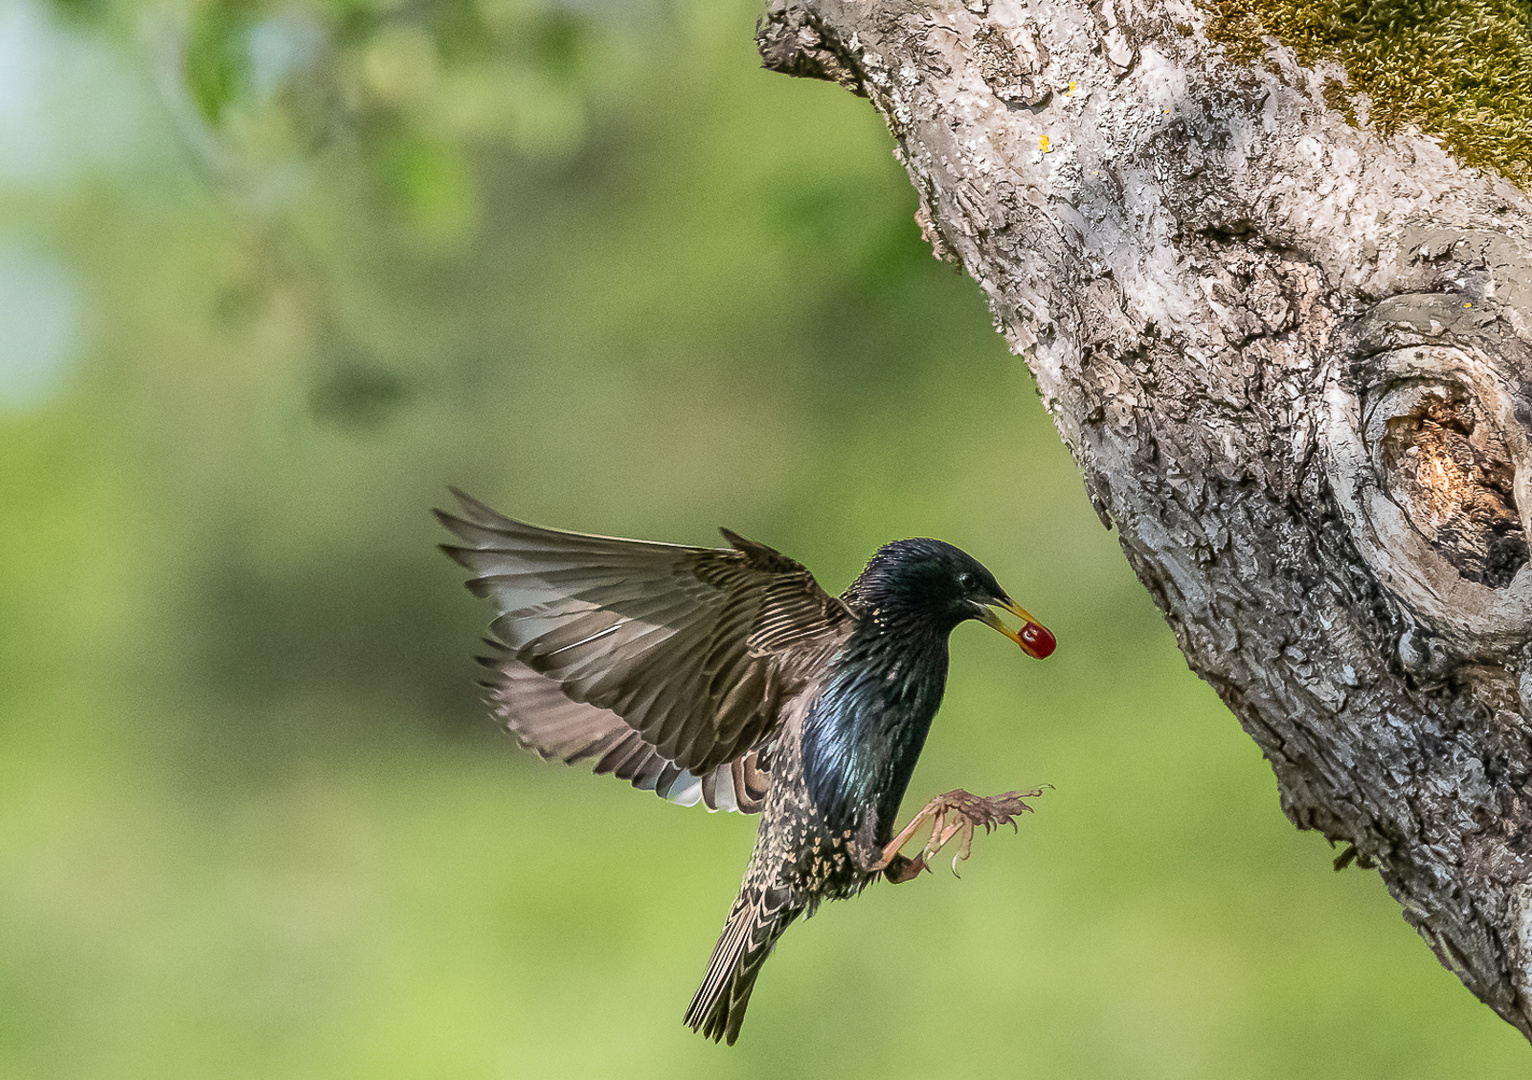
758,0,1532,1041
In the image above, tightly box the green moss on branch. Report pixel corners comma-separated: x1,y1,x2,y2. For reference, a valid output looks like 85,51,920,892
1206,0,1532,188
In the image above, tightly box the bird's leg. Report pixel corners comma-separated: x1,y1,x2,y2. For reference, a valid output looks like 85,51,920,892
873,788,1046,884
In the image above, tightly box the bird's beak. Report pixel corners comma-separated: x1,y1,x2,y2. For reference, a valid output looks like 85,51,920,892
978,598,1056,659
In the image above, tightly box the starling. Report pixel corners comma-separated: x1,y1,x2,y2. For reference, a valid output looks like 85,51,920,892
437,490,1055,1045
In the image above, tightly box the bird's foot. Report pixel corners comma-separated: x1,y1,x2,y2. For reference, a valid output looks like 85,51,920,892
876,787,1046,883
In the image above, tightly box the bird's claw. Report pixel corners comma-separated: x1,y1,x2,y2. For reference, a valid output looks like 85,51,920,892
877,787,1046,883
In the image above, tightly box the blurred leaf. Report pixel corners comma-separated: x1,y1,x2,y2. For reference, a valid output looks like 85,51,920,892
360,22,438,107
184,2,254,125
376,126,478,241
523,9,591,84
308,359,411,427
40,0,109,24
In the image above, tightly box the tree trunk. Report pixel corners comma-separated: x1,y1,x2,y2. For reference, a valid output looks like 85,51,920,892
758,0,1532,1041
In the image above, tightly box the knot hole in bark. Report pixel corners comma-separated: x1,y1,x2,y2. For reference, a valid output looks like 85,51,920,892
1323,334,1532,657
1369,380,1529,589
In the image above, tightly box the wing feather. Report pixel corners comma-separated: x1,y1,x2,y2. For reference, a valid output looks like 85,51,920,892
484,648,766,812
439,490,853,784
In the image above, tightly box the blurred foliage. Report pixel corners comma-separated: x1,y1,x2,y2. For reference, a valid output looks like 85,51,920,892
1,0,1529,1076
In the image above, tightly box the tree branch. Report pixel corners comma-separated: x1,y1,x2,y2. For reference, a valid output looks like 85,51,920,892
762,0,1532,1040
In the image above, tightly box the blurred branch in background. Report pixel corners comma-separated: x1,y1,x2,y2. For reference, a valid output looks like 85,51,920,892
0,0,1528,1076
134,0,626,427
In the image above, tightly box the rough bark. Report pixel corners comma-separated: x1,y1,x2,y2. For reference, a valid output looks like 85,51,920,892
758,0,1532,1041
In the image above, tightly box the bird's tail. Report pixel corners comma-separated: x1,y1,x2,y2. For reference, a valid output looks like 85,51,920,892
684,878,800,1045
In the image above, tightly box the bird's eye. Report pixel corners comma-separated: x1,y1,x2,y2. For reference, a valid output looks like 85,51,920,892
958,572,977,591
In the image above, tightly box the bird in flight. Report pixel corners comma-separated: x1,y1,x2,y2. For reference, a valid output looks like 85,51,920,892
437,490,1055,1045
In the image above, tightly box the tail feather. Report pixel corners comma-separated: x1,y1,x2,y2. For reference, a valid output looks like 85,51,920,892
684,885,800,1045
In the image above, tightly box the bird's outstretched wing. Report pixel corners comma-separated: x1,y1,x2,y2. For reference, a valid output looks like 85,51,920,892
479,646,773,812
437,490,854,804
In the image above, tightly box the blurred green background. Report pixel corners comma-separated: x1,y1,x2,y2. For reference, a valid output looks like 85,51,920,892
0,0,1525,1076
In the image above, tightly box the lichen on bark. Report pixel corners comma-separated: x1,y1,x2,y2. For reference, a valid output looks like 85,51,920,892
1203,0,1532,188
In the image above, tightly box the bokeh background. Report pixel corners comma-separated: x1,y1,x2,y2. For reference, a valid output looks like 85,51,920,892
0,0,1526,1076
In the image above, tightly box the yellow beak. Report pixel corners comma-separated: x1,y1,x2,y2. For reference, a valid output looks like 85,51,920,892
978,598,1056,659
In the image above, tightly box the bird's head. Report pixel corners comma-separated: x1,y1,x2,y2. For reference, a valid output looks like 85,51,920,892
846,538,1055,659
